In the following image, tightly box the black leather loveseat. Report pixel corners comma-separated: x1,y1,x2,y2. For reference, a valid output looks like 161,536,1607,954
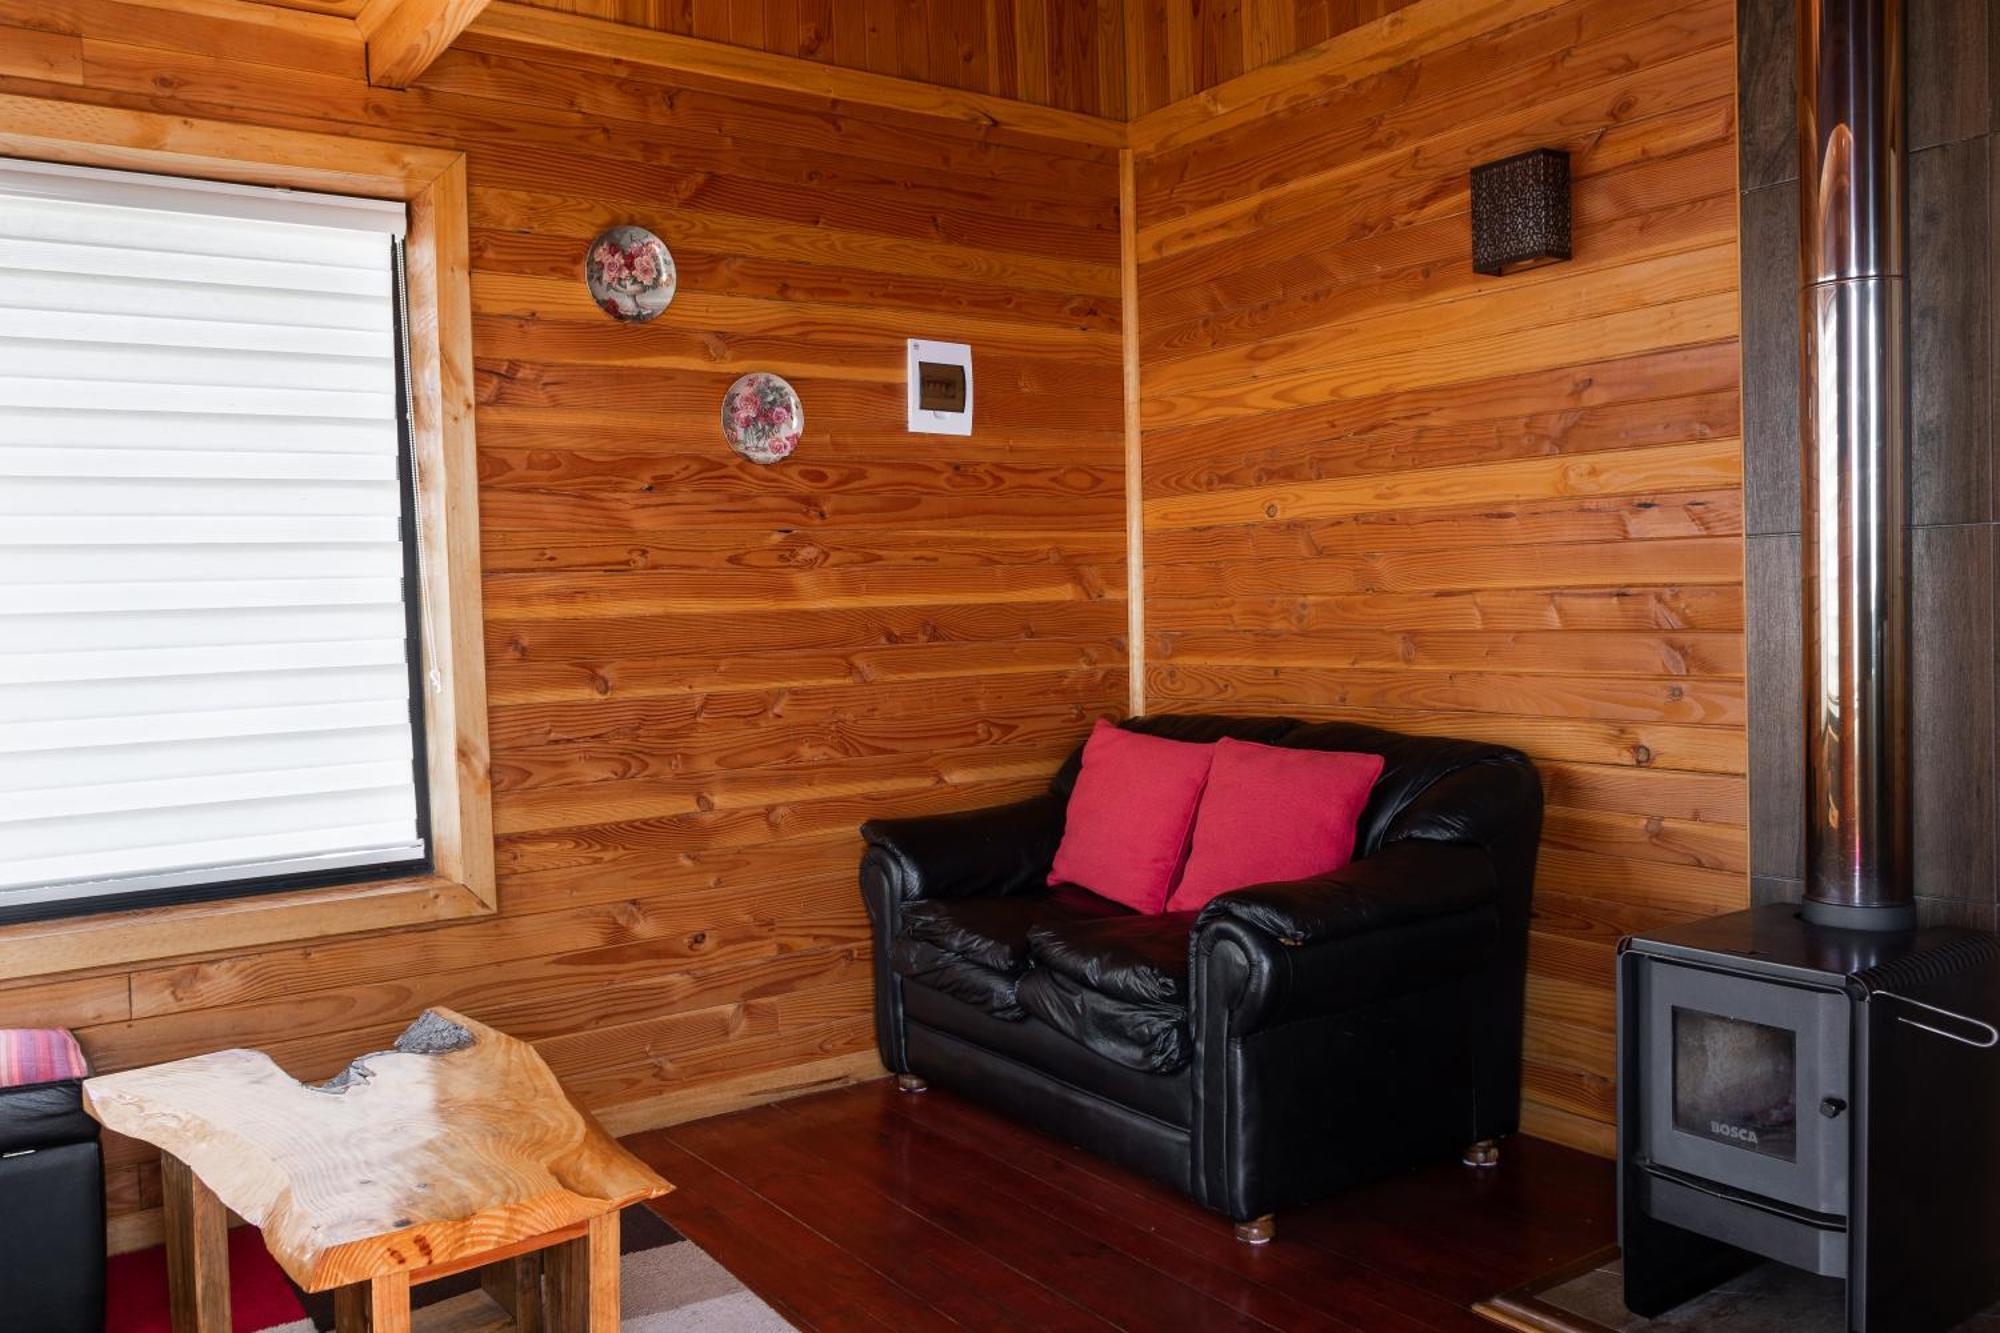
860,714,1542,1241
0,1029,104,1331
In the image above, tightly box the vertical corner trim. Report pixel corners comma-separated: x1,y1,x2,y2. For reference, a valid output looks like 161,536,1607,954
1119,147,1146,718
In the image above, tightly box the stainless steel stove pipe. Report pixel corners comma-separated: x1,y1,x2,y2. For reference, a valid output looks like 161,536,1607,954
1797,0,1915,931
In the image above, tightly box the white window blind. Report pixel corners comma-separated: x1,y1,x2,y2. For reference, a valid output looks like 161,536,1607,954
0,156,428,914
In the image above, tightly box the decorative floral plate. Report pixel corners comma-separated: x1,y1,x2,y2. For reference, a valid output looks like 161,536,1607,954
721,372,802,465
585,225,676,323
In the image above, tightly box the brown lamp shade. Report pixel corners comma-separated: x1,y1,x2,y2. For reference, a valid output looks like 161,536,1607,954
1470,148,1571,276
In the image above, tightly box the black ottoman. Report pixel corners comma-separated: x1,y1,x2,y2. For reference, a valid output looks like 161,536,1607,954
0,1029,105,1332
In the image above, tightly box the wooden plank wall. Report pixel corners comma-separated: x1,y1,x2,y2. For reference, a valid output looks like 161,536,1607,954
0,0,1125,1244
503,0,1128,116
1132,0,1746,1153
1125,0,1420,115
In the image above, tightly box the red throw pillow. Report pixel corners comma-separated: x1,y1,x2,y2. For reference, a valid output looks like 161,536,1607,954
1166,738,1385,914
1048,720,1216,913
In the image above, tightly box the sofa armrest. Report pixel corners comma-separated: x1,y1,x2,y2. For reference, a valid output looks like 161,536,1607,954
859,791,1067,905
1190,839,1500,1039
1192,839,1496,947
1187,839,1512,1221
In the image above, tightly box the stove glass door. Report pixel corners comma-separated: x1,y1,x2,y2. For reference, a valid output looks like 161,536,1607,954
1639,961,1848,1217
1671,1007,1798,1161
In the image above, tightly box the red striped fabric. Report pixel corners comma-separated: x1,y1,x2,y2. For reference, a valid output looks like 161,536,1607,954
0,1028,88,1087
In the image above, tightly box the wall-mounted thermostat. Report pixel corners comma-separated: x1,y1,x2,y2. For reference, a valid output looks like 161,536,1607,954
907,339,973,436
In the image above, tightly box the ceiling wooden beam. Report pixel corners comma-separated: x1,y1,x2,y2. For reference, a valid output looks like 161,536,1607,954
33,0,367,81
464,2,1127,150
359,0,493,88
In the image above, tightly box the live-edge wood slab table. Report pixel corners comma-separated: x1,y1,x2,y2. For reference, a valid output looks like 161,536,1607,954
83,1008,671,1333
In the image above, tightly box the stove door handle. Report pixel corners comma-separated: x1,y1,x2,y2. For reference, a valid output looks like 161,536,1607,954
1878,992,2000,1050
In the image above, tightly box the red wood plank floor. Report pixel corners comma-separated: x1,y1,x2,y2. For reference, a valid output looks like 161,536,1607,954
625,1079,1616,1331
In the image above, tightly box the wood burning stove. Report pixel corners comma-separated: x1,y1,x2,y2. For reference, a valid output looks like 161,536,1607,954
1618,907,2000,1330
1615,3,2000,1328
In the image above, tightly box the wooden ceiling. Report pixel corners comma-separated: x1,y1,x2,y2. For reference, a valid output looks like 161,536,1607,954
235,0,1402,118
511,0,1128,119
1129,0,1422,114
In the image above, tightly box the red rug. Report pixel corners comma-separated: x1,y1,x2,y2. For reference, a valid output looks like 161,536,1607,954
100,1205,789,1331
106,1226,310,1333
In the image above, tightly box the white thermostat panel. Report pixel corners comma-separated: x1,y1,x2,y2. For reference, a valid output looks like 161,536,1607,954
906,339,973,436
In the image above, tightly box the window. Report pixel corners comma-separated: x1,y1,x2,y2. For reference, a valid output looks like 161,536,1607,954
0,156,433,923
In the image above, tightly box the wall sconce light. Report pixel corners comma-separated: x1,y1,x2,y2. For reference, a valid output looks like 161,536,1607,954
1471,148,1571,276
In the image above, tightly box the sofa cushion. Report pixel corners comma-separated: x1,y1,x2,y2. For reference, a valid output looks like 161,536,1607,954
0,1029,87,1088
1027,912,1193,1007
0,1030,94,1155
1050,714,1301,799
1018,912,1194,1073
1051,718,1529,863
1048,720,1215,913
1016,968,1190,1075
900,885,1127,976
1168,739,1384,913
900,983,1192,1128
1279,720,1522,858
891,937,1030,1020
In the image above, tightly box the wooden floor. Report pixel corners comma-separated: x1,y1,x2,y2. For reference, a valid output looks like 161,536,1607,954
626,1079,1617,1331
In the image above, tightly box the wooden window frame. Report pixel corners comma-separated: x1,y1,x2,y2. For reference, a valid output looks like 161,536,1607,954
0,93,495,978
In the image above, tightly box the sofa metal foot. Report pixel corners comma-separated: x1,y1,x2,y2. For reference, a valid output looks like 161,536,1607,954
1463,1139,1500,1168
1233,1215,1275,1245
895,1073,929,1093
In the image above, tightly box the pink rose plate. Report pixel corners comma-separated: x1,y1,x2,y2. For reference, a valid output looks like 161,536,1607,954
585,225,676,323
721,372,803,465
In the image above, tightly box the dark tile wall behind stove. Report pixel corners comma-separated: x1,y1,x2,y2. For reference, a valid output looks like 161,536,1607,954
1739,0,1999,928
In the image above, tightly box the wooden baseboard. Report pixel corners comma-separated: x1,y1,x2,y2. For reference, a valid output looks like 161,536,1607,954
591,1051,887,1138
1519,1099,1617,1159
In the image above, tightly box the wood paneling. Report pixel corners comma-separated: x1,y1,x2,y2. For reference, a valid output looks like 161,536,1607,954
0,0,1122,1242
489,0,1128,117
3,0,1763,1188
1132,0,1745,1150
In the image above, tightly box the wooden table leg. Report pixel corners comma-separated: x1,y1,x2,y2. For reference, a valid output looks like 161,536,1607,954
481,1251,545,1333
161,1153,229,1333
544,1211,620,1333
333,1269,411,1333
